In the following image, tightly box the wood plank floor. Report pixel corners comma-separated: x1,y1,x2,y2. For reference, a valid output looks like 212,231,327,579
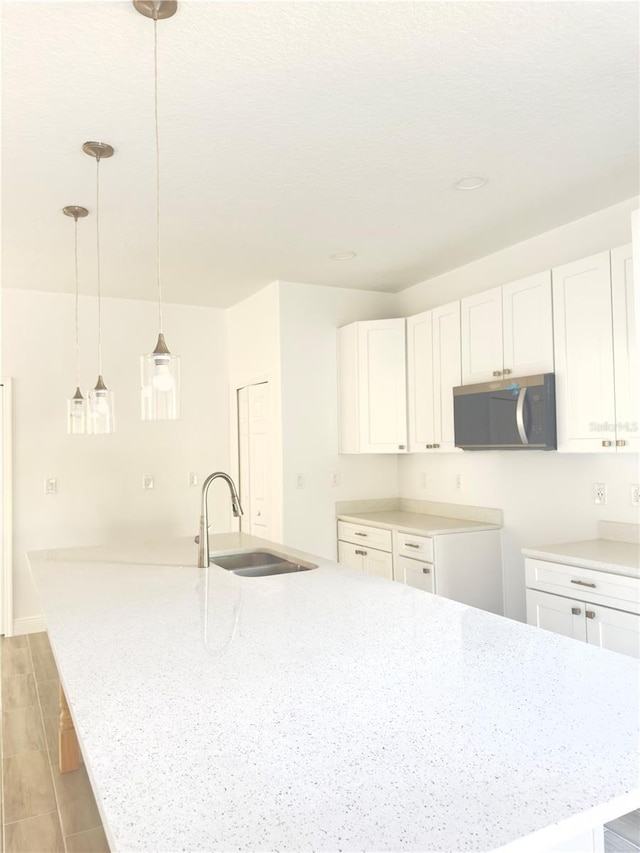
1,632,638,853
1,634,109,853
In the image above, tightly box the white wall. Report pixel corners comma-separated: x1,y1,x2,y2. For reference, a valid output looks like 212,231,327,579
2,289,229,628
226,282,284,541
398,196,639,314
278,281,400,558
396,199,640,622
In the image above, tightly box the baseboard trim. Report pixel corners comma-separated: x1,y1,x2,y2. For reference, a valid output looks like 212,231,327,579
11,615,46,636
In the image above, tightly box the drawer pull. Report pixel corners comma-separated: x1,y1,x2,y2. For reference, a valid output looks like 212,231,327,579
426,444,433,449
405,543,420,549
354,532,368,537
616,439,626,447
355,549,367,556
398,445,406,450
422,567,431,574
492,370,502,377
570,579,596,588
433,443,440,449
586,610,596,619
571,607,581,615
602,440,612,447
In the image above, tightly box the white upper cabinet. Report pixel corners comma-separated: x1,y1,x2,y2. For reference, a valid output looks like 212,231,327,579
553,247,636,452
461,273,553,384
502,272,554,377
611,244,638,452
461,287,503,384
338,318,407,454
407,301,461,453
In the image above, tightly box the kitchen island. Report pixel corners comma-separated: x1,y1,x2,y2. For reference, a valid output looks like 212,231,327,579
28,533,639,853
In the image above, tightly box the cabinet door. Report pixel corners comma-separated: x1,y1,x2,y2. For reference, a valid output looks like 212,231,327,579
362,548,393,581
395,554,435,593
406,311,435,451
552,252,616,452
432,301,462,451
338,540,364,572
357,319,407,453
461,287,503,384
585,604,640,658
502,271,554,377
526,589,587,643
611,244,638,453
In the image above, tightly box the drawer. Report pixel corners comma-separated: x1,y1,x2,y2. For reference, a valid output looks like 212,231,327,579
338,521,392,552
395,554,435,594
393,530,434,563
525,558,640,615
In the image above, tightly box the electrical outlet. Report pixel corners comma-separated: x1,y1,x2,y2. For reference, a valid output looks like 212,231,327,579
296,474,305,489
143,474,155,490
330,472,340,487
455,474,463,491
420,472,428,488
631,484,640,507
188,472,198,487
593,483,607,505
45,478,57,495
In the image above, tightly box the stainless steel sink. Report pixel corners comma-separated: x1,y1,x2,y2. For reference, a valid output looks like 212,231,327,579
211,550,317,576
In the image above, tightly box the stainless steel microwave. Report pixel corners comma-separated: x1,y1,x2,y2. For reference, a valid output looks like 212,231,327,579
453,373,557,451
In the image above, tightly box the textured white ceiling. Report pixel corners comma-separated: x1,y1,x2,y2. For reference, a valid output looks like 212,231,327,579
2,1,638,307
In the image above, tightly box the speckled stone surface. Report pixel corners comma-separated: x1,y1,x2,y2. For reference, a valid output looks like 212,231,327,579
28,534,640,853
338,510,501,536
522,539,640,578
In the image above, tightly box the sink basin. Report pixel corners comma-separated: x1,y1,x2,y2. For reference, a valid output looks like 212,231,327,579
211,550,317,576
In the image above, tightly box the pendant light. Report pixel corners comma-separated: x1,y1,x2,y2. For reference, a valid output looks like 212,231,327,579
135,0,181,421
83,141,115,435
63,205,89,434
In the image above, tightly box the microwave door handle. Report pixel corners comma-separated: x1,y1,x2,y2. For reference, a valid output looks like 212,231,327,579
516,386,529,445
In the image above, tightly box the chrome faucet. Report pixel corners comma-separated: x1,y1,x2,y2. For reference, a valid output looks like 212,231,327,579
198,472,244,568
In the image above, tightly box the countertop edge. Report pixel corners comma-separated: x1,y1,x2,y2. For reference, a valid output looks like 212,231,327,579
337,512,502,536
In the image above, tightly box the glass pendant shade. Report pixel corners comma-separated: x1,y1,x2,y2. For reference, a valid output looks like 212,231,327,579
67,387,87,435
87,375,114,434
141,333,180,420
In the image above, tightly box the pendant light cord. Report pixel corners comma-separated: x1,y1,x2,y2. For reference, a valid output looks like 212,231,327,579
95,156,103,376
154,17,164,333
74,216,80,388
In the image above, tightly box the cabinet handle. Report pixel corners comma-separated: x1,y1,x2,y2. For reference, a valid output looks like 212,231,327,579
571,607,581,615
398,444,406,450
503,368,512,375
426,444,433,449
602,440,612,447
570,579,596,588
405,543,420,549
616,439,626,447
492,370,502,377
422,567,431,574
433,443,440,448
586,610,596,620
355,549,367,556
354,532,368,537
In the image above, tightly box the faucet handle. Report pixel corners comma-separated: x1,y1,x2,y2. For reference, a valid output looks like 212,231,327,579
194,524,211,545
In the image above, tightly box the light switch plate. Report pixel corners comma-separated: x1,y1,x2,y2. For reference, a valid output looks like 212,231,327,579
45,478,57,495
143,474,155,490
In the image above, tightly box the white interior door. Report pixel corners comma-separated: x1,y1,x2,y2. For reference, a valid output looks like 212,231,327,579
238,382,270,539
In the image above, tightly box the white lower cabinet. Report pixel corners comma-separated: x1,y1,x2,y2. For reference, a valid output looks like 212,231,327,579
394,553,434,593
525,559,640,658
338,520,503,614
337,522,393,581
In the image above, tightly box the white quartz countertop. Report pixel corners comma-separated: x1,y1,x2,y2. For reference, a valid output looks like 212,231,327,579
338,510,501,535
522,538,640,578
28,533,639,853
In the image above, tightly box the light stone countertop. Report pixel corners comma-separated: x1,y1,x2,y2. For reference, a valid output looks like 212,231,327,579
28,533,640,853
522,539,640,578
338,510,501,536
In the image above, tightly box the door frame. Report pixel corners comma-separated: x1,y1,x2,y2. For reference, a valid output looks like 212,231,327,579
1,378,13,636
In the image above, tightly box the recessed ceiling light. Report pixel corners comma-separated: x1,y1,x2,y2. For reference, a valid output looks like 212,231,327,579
455,176,487,191
330,250,357,261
